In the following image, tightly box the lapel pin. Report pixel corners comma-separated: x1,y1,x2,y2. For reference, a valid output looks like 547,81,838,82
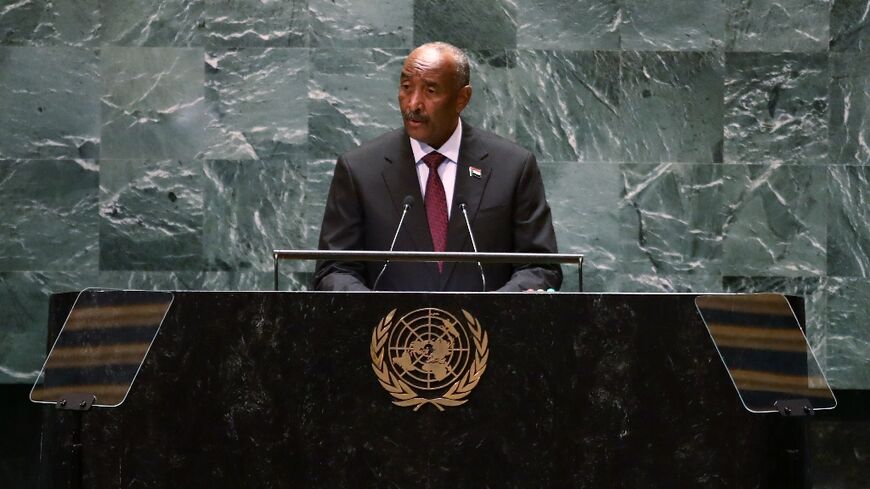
469,166,482,179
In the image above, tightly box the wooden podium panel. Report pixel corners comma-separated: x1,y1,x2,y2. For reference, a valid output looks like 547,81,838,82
40,292,806,489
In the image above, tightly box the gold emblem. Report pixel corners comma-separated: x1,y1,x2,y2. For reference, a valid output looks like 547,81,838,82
370,308,489,411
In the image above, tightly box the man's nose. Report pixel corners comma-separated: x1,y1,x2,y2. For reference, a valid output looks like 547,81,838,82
407,89,424,110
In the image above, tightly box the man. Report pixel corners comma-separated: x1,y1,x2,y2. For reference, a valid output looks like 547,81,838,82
313,42,561,292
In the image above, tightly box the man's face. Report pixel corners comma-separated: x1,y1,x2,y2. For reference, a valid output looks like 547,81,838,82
398,47,471,148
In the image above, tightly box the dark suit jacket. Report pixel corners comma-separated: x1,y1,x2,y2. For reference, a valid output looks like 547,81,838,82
312,123,562,292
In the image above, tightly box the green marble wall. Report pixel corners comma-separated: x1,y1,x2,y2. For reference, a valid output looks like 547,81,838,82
1,0,868,389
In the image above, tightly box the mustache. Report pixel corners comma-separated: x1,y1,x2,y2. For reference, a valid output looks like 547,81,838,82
402,110,429,123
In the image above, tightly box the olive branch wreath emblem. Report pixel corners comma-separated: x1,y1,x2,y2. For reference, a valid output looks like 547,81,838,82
370,308,489,411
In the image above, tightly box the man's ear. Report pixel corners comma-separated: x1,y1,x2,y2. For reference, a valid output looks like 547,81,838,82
456,85,472,114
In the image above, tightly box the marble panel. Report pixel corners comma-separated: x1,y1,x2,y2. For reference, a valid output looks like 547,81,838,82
203,48,308,159
308,48,407,159
101,47,207,159
829,51,870,164
202,160,307,273
95,270,311,291
620,51,724,163
0,47,100,159
302,158,338,249
0,0,99,46
620,0,725,51
461,50,516,140
724,53,828,165
540,162,622,275
514,50,622,162
0,271,96,384
514,0,620,50
725,0,831,52
99,160,204,270
413,0,517,49
100,0,205,46
827,166,870,277
722,276,827,371
603,272,723,292
203,0,308,47
556,265,598,293
202,271,312,291
0,160,99,271
96,271,209,290
721,164,827,277
4,0,870,391
830,0,870,51
824,277,870,388
309,0,412,47
618,163,726,275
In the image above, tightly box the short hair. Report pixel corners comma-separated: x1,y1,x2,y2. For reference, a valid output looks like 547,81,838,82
417,42,471,88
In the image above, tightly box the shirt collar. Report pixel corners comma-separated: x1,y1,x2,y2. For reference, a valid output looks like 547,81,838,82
410,118,462,164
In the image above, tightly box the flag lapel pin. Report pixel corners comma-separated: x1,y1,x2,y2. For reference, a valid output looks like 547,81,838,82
469,166,482,179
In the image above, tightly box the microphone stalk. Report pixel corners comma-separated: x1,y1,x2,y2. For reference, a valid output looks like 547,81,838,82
459,202,486,292
372,196,414,291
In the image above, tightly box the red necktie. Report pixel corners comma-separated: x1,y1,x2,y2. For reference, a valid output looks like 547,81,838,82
422,151,448,272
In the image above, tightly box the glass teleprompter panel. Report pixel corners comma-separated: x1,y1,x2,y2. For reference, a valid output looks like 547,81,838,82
31,288,173,408
695,294,835,414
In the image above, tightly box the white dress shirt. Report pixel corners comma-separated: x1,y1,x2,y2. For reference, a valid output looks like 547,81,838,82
409,119,462,218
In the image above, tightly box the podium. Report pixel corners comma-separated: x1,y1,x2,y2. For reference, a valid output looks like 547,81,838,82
38,291,820,488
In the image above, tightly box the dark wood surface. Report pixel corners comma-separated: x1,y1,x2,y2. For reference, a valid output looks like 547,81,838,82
38,292,808,488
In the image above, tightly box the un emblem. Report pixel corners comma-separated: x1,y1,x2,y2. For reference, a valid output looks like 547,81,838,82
370,308,489,411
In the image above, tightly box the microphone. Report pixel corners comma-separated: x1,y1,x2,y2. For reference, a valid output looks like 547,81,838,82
456,196,486,292
372,195,414,291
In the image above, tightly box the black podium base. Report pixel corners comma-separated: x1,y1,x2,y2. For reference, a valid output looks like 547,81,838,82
40,291,807,488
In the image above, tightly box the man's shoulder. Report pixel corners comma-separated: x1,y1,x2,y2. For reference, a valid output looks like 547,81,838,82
341,127,407,162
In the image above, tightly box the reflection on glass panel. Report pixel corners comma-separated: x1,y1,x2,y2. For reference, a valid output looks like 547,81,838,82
31,289,173,408
695,294,836,414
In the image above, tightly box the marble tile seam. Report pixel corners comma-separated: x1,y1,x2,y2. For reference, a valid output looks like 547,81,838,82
0,17,848,51
533,160,859,166
1,161,855,176
3,46,850,57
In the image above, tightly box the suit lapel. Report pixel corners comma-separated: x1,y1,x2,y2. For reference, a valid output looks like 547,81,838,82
441,124,493,289
381,133,432,253
381,131,440,286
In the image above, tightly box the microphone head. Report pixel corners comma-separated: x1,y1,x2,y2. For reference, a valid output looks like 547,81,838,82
402,195,414,208
454,194,466,209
